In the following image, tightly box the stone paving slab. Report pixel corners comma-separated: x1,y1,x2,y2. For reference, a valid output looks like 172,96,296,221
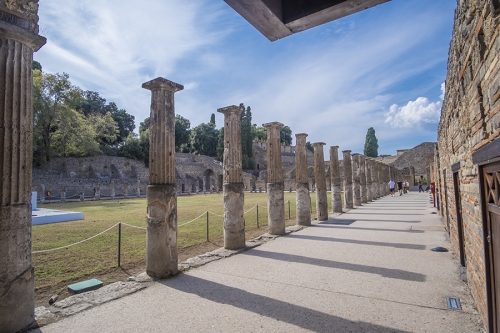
31,192,485,333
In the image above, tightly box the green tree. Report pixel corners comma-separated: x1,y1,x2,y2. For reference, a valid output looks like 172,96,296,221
90,112,118,146
175,115,191,152
33,70,84,164
240,103,254,169
190,122,219,157
280,125,293,145
105,102,135,144
364,127,379,157
252,124,266,141
139,117,150,133
32,60,42,71
217,127,224,161
210,113,216,125
306,141,314,153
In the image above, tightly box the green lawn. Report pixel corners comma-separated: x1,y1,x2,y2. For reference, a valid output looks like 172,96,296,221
33,191,332,289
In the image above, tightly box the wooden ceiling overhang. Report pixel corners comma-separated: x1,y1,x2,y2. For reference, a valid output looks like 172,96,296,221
224,0,390,41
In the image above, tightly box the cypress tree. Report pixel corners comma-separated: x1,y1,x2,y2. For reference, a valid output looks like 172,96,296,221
364,127,379,157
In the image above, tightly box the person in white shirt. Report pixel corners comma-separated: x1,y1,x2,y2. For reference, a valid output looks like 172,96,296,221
388,180,396,197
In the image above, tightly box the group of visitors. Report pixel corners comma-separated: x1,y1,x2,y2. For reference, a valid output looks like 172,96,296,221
388,180,411,197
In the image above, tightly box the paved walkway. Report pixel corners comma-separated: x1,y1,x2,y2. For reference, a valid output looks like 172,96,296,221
35,192,485,333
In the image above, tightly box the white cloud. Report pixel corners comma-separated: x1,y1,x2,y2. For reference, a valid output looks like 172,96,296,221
440,82,446,100
385,97,441,128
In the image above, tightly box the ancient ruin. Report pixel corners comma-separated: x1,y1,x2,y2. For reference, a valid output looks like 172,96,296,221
0,2,46,331
218,105,245,249
313,142,328,221
330,146,343,213
295,133,311,226
342,150,354,209
263,122,285,235
142,77,183,278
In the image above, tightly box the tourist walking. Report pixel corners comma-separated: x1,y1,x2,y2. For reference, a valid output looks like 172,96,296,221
389,180,395,197
418,180,424,193
403,181,409,194
397,180,403,196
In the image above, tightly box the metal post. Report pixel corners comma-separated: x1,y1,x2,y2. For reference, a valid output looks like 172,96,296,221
256,205,259,228
118,222,122,267
206,211,209,242
288,200,291,219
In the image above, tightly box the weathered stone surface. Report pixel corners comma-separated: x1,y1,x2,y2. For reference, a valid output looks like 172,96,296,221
313,142,328,221
146,184,178,278
295,182,311,226
219,106,245,249
143,77,183,279
359,155,367,203
352,153,362,206
223,183,245,249
263,122,285,235
342,150,353,209
365,158,373,202
295,133,311,226
329,146,342,213
0,6,46,330
267,182,285,235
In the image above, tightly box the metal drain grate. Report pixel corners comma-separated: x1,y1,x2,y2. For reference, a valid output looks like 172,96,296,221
446,297,462,310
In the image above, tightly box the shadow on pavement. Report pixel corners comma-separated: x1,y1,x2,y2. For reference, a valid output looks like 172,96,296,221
287,234,426,250
312,224,425,233
242,249,426,282
162,275,412,333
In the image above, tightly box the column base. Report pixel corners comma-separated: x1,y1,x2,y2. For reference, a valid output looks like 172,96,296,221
316,188,328,221
267,183,285,235
146,184,178,278
223,183,245,250
332,185,343,213
296,182,311,226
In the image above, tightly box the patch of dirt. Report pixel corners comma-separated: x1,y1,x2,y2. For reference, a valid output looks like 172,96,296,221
35,224,278,308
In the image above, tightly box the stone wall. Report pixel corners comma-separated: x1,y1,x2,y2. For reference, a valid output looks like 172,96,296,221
436,0,500,328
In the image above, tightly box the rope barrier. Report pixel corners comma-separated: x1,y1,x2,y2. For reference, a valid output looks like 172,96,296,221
121,222,147,230
244,205,257,214
178,212,208,228
32,223,119,254
208,211,224,217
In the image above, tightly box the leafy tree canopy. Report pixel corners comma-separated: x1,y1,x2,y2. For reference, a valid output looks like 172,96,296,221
363,127,379,157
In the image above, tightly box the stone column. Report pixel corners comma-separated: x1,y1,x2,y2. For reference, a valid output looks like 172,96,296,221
110,180,115,199
410,166,416,186
365,158,372,202
342,150,353,209
142,77,183,278
313,142,328,221
359,155,367,204
218,106,245,250
136,178,140,197
264,122,285,235
352,153,362,206
61,186,66,203
0,4,46,331
329,146,342,213
295,133,311,226
124,182,129,198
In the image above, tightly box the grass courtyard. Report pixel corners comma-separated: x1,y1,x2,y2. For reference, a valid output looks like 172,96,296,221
33,191,332,295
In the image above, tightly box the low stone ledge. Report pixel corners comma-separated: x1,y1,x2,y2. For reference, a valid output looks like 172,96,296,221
33,281,146,328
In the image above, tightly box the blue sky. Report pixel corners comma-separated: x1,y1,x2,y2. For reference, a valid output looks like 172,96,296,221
34,0,455,157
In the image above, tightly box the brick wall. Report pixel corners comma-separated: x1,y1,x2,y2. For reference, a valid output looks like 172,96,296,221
436,0,500,327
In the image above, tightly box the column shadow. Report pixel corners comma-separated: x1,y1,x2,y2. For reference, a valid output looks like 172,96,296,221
313,225,425,233
242,249,426,282
287,234,425,250
161,275,411,333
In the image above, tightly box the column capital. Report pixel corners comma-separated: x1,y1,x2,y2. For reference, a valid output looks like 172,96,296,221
142,77,184,92
342,150,352,154
330,145,339,149
263,121,283,129
312,142,326,147
217,105,242,115
351,153,360,157
295,133,308,138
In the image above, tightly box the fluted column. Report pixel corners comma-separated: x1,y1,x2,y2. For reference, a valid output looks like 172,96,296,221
0,5,46,331
342,150,353,209
330,146,342,213
352,153,362,206
313,142,328,221
376,162,383,198
295,133,311,226
142,77,183,278
359,155,367,203
365,158,372,202
264,122,285,235
218,106,245,249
